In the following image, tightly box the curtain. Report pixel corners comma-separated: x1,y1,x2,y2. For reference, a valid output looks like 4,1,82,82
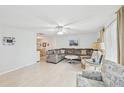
117,6,124,65
104,20,117,62
99,29,104,42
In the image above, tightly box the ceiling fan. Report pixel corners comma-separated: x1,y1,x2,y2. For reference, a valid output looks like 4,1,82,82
38,24,73,35
55,25,71,35
38,24,82,35
33,15,85,35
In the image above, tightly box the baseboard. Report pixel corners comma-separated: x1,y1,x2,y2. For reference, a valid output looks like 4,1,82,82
0,62,36,76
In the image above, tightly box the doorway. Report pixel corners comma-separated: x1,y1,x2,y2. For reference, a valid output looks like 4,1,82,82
37,33,52,62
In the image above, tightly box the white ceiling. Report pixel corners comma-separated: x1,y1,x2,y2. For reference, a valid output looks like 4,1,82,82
0,5,120,35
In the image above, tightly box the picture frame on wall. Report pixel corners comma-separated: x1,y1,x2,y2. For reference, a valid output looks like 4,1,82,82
2,37,16,46
42,42,46,47
69,39,78,46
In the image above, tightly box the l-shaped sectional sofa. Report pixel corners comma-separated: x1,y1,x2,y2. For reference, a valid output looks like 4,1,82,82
46,48,94,64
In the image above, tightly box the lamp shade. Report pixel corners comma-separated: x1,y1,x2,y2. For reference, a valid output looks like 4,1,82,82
92,42,105,50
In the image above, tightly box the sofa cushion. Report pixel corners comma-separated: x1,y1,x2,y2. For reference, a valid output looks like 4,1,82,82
80,70,102,81
60,50,65,54
47,50,54,55
101,60,124,87
77,74,104,87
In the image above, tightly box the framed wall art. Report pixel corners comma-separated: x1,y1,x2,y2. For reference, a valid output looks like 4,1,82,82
42,42,46,47
69,39,78,46
2,37,16,46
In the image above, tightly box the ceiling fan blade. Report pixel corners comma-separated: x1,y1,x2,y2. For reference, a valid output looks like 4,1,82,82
65,27,83,32
64,16,91,27
64,27,71,29
34,26,55,29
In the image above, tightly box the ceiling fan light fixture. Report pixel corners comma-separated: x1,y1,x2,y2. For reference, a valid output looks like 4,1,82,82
57,31,64,35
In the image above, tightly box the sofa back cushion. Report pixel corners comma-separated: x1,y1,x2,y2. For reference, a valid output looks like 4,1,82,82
101,60,124,87
60,49,65,54
54,49,61,55
47,50,54,55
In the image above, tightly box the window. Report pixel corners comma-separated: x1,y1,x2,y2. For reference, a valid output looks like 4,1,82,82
104,19,117,62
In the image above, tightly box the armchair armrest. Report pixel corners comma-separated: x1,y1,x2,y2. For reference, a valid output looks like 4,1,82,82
77,70,102,81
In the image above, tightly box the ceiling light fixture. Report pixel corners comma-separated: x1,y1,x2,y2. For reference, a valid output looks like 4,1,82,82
56,25,64,35
57,31,64,35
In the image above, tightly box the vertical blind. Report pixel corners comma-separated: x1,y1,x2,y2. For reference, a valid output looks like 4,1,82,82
104,19,117,62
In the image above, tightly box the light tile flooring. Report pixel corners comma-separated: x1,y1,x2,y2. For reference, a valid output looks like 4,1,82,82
0,59,82,87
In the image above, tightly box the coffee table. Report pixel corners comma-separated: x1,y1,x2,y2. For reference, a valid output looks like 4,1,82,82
65,55,78,63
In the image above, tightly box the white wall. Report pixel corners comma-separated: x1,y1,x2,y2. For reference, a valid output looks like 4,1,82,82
54,32,98,48
0,27,37,74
